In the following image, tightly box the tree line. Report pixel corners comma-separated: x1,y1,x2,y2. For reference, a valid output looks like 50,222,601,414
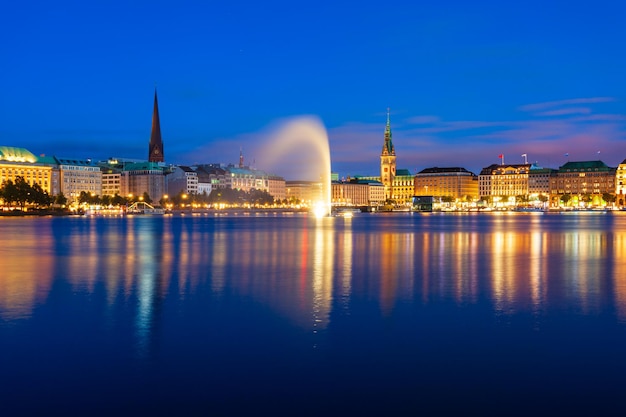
0,177,53,209
163,188,275,207
0,177,278,210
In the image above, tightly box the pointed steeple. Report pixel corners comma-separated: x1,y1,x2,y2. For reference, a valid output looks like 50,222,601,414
382,107,395,155
380,107,397,200
148,89,164,163
239,147,244,168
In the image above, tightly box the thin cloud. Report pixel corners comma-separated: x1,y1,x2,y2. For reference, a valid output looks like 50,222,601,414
175,100,626,179
537,107,592,117
519,97,616,113
405,115,441,125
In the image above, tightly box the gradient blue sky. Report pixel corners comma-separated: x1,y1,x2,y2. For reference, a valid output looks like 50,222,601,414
1,0,625,179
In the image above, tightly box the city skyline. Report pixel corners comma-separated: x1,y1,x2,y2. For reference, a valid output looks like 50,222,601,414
2,1,626,179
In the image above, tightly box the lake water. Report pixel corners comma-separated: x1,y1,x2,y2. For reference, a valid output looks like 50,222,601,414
1,212,626,416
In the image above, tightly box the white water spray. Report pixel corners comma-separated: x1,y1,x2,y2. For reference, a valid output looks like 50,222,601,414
259,116,331,216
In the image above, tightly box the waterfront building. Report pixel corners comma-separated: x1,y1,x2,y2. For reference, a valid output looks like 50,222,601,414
226,165,285,201
195,165,231,190
414,167,478,202
332,179,385,207
549,160,616,207
332,181,367,206
56,157,102,203
479,163,530,205
361,179,385,206
0,146,55,195
167,166,198,196
380,108,396,200
228,166,268,193
391,169,415,205
528,166,556,204
122,162,166,202
268,175,286,201
99,162,123,197
148,89,165,163
286,180,323,205
616,159,626,206
195,167,213,196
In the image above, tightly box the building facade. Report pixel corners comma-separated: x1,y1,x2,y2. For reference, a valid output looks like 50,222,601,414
99,163,123,197
414,167,479,201
196,165,231,190
267,175,286,201
332,179,385,206
167,166,198,196
195,167,213,196
550,160,616,207
0,146,54,195
616,159,626,206
391,169,415,205
57,158,102,202
479,163,530,204
528,166,556,204
227,166,285,201
122,162,166,202
285,181,323,205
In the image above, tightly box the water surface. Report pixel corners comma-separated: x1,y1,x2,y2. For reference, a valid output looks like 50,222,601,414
1,212,625,415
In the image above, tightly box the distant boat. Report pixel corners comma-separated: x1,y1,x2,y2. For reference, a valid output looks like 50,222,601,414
333,208,359,217
560,207,608,215
514,207,545,213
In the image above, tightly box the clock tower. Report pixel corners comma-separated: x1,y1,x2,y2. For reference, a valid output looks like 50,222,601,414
380,108,396,200
148,89,164,163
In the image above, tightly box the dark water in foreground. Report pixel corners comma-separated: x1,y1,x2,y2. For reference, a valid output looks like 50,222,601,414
1,212,626,416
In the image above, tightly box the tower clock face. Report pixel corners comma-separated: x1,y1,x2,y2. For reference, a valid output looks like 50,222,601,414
154,149,160,155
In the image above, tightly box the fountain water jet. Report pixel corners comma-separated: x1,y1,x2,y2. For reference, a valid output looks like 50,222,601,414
258,116,331,216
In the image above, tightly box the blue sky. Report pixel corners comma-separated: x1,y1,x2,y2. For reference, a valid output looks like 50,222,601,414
1,0,625,180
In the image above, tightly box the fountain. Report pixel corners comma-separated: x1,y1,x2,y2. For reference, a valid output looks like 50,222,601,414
259,116,332,217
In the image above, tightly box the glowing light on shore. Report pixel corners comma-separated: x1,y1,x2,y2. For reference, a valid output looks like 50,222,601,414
313,201,328,218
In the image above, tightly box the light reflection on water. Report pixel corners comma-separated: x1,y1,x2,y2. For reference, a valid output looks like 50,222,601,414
2,213,626,414
1,214,626,326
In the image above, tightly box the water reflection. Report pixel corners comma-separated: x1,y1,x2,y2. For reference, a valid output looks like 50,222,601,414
3,213,626,335
338,217,353,311
614,231,626,321
0,219,54,321
132,219,164,357
312,218,334,332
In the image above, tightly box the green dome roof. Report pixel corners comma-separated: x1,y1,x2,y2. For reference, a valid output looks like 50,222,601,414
0,146,37,163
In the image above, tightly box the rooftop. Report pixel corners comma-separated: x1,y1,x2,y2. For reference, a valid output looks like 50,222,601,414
418,167,475,175
559,160,612,171
0,146,37,163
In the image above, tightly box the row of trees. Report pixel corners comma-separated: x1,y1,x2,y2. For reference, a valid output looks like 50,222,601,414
0,177,152,210
0,178,279,210
77,191,152,206
0,177,54,208
477,193,617,206
559,192,616,205
162,188,275,207
2,176,621,211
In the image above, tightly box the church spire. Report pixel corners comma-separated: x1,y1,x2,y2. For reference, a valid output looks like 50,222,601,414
382,107,394,155
239,147,244,168
148,88,164,163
